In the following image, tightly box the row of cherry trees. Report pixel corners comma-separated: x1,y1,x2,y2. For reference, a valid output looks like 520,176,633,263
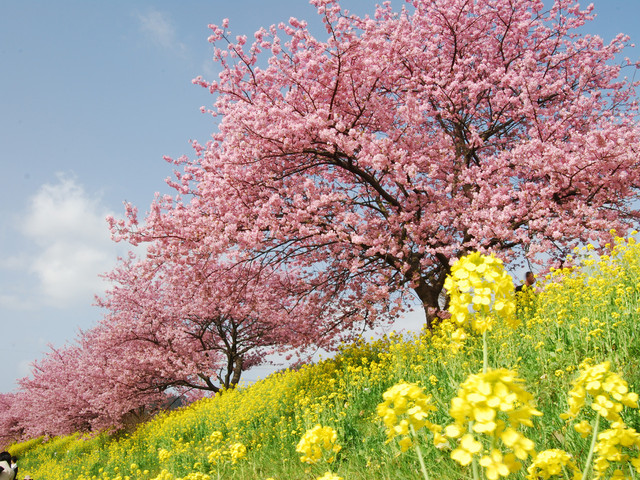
2,0,640,443
0,248,374,442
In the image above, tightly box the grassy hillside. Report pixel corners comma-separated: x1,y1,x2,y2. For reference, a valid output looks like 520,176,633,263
7,235,640,480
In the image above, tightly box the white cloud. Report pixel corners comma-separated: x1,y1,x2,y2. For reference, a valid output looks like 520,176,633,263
23,176,110,242
20,175,119,307
137,9,187,56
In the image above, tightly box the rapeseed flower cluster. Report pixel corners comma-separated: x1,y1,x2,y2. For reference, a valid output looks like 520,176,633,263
201,430,246,466
206,441,247,465
561,361,638,423
444,252,516,333
525,360,640,480
593,422,640,477
528,234,640,363
158,448,172,462
295,425,341,464
557,361,640,479
180,473,211,480
526,449,581,480
445,368,540,478
377,382,440,451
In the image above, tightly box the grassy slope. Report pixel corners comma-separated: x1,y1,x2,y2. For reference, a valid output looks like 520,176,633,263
8,237,640,480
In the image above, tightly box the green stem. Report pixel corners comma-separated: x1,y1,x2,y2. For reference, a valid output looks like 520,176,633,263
581,413,601,480
469,423,480,480
482,329,488,374
410,425,430,480
472,453,480,480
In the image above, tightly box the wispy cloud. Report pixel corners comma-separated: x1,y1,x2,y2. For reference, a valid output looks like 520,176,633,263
137,9,188,56
19,175,120,307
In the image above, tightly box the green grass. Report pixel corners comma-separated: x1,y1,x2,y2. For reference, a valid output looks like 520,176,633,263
6,237,640,480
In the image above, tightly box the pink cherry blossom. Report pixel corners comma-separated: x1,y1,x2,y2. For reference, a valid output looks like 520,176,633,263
112,0,640,328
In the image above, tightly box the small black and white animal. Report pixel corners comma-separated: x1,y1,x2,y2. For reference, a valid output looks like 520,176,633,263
0,451,16,480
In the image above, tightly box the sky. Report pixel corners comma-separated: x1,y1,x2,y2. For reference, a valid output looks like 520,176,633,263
0,0,639,394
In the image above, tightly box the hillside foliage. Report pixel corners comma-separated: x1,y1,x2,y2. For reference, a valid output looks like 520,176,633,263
4,234,640,479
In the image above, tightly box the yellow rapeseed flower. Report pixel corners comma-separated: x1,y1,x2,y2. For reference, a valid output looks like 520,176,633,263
479,449,514,480
182,473,211,480
593,422,640,478
158,448,171,463
574,420,592,438
377,382,438,451
296,425,341,464
561,361,638,423
527,449,581,479
448,369,541,435
444,252,516,333
316,472,343,480
207,448,224,465
228,442,247,464
500,428,535,460
209,431,223,444
450,434,482,466
447,368,540,475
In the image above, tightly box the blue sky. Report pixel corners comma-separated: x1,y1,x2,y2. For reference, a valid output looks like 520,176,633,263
0,0,638,394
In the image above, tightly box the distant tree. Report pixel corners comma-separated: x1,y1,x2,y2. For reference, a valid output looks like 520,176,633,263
7,339,173,437
0,393,23,446
11,344,100,438
112,0,640,328
95,240,375,401
94,251,338,396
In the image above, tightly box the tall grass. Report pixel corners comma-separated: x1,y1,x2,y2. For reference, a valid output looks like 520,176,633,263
7,235,640,480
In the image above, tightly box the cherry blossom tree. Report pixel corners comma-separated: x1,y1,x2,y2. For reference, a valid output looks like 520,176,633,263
0,393,23,446
92,242,373,411
10,344,103,437
93,251,326,396
113,0,640,329
4,338,172,437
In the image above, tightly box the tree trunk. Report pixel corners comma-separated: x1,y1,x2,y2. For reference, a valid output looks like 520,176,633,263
229,356,243,388
412,262,450,330
222,354,244,390
414,281,442,330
